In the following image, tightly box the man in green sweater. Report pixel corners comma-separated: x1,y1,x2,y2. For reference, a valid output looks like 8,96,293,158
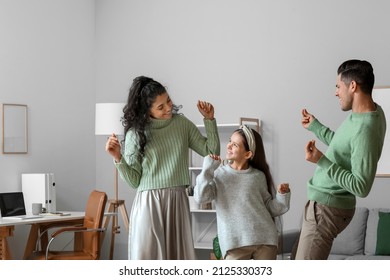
295,59,386,259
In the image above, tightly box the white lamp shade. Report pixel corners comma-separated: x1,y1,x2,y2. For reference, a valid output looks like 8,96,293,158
95,103,126,135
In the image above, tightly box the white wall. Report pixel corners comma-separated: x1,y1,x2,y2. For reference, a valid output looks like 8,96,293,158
94,0,390,259
0,0,97,259
1,0,390,260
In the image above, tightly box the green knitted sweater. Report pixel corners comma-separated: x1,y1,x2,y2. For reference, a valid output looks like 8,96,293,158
115,114,220,191
307,104,386,209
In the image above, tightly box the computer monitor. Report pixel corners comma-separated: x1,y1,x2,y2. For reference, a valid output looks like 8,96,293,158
0,192,27,217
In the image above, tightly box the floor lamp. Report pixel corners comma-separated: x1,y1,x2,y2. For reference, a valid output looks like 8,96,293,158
95,103,129,260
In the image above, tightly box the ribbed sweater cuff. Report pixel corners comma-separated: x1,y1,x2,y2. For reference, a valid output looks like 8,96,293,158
308,118,322,132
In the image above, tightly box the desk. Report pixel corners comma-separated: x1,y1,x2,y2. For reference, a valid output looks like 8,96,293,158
0,212,84,259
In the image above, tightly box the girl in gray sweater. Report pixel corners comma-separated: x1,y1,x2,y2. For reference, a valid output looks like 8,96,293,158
194,125,290,259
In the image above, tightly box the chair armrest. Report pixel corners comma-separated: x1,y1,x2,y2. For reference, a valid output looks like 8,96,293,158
51,226,87,238
46,227,106,259
35,223,84,251
50,226,106,239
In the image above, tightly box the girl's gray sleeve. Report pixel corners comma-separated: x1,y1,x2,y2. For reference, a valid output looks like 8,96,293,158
264,190,291,217
194,156,220,204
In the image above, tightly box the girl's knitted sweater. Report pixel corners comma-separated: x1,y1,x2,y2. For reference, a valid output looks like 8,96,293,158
194,156,290,257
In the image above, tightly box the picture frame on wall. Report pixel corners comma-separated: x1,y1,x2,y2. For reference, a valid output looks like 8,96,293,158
373,87,390,177
2,103,28,154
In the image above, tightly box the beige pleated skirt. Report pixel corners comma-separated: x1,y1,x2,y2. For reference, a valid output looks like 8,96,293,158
128,186,196,260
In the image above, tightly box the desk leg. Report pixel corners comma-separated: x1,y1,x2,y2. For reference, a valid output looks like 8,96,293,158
23,224,40,259
0,237,12,260
3,239,12,259
0,226,14,260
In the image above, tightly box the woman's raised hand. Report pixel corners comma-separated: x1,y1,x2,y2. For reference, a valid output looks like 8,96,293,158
197,100,215,120
105,133,122,163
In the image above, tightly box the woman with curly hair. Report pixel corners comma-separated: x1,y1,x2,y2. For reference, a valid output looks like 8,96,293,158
105,76,220,260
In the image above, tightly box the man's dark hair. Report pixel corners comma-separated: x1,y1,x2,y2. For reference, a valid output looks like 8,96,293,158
337,59,375,95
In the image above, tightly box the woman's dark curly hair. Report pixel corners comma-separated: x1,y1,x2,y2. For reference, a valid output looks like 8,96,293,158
122,76,180,157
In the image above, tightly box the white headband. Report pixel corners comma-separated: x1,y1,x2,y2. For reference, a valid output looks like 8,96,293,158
240,125,256,159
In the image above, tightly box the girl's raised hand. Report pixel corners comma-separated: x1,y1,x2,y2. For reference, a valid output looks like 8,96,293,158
208,154,221,162
277,183,290,194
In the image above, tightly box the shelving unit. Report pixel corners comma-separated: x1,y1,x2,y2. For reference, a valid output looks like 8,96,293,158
188,118,261,256
190,208,217,249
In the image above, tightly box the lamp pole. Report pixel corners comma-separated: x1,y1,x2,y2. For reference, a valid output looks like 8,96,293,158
105,168,129,260
95,103,129,260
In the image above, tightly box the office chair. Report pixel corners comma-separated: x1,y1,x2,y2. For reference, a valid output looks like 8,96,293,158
28,190,107,260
